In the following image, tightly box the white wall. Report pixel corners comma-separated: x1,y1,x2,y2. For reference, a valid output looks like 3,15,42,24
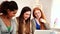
39,0,52,24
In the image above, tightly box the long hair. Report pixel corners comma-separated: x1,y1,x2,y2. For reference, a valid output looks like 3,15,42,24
33,7,47,30
18,6,31,34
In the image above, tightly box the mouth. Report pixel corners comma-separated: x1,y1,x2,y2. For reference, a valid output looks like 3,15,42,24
24,17,29,20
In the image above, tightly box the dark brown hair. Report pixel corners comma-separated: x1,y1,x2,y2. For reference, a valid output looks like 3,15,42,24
18,6,31,34
0,1,18,15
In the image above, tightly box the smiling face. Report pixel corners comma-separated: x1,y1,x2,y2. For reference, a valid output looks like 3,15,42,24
23,11,31,20
7,9,17,18
34,10,41,19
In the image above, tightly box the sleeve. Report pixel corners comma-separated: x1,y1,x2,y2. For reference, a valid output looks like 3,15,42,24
40,18,50,30
0,21,1,34
31,19,36,34
30,21,33,34
0,25,1,34
44,23,50,30
12,18,17,34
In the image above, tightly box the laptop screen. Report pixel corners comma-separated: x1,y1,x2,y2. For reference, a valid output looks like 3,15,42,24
34,30,56,34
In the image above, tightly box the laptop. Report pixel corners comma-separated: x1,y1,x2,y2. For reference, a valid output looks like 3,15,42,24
34,30,56,34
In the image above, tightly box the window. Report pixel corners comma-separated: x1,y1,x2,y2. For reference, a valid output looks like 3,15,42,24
51,0,60,28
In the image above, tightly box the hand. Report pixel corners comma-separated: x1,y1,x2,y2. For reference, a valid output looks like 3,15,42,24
40,18,46,23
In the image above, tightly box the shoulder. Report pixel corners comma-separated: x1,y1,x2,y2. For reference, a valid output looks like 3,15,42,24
0,17,1,21
31,18,36,25
31,18,35,23
31,18,35,21
11,18,17,25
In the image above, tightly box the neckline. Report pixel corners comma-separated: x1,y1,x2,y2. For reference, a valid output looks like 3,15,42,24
0,17,12,32
7,26,11,32
35,18,40,25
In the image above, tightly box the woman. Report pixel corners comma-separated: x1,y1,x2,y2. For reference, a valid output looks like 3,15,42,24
0,1,18,34
17,6,31,34
31,7,50,34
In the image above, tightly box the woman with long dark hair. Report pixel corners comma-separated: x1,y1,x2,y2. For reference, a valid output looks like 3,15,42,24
17,6,31,34
0,1,18,34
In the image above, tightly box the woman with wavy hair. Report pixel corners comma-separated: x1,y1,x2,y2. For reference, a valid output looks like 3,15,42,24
31,7,50,34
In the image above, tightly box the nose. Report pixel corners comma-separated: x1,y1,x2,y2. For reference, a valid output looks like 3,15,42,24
37,13,39,16
27,15,30,18
12,14,15,17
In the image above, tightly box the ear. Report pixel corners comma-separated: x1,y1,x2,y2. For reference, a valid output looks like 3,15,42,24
7,9,11,13
0,13,3,15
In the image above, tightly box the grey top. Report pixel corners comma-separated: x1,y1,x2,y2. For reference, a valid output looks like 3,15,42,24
31,18,50,34
0,17,17,34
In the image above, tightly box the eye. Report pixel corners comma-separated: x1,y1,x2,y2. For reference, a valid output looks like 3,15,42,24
12,11,17,14
13,13,16,14
38,12,40,13
26,14,29,15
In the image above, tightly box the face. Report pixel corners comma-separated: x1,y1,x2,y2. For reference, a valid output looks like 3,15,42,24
7,9,17,18
34,10,41,19
23,11,31,20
